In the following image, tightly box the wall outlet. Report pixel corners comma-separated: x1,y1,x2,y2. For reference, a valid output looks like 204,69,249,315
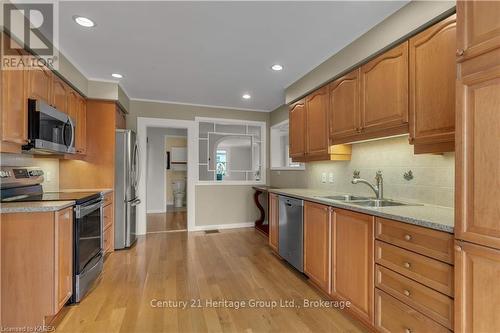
321,172,327,183
329,173,334,183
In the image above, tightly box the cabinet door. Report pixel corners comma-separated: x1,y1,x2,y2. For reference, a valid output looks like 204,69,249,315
52,75,69,114
268,193,279,252
455,241,500,333
329,69,360,143
305,86,329,157
455,51,500,250
26,65,52,103
360,42,409,135
304,201,331,293
289,99,306,160
409,15,457,154
76,94,87,154
332,209,374,324
55,208,73,312
457,0,500,61
1,36,28,146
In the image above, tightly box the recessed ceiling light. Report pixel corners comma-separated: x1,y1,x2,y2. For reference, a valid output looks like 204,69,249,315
242,94,251,100
73,16,95,28
271,64,283,71
111,73,123,79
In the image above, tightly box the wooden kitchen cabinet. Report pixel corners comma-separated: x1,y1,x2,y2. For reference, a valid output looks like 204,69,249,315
456,0,500,62
455,241,500,333
289,99,306,160
26,64,52,103
103,191,114,253
409,15,457,154
455,44,500,250
304,201,331,293
72,92,87,155
305,86,330,158
55,208,73,311
268,193,279,252
331,209,374,325
1,35,28,153
360,41,409,137
329,69,361,143
1,207,73,327
52,75,69,114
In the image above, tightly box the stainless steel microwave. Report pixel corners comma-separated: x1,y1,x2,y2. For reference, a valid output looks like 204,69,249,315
23,99,76,154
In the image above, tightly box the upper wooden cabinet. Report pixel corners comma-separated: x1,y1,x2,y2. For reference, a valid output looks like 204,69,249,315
268,193,279,253
52,75,69,114
305,86,330,158
329,69,361,143
360,41,409,137
289,99,306,159
455,45,500,250
409,15,457,154
455,241,500,333
1,36,28,151
69,89,87,155
304,201,331,293
457,0,500,61
331,209,374,325
26,65,52,103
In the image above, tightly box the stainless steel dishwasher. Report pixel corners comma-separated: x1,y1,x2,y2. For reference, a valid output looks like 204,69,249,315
278,195,304,272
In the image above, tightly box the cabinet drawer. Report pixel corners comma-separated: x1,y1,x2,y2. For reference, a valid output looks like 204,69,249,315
103,192,113,206
375,218,454,264
103,204,113,230
375,241,454,296
104,225,113,253
375,265,453,329
375,289,450,333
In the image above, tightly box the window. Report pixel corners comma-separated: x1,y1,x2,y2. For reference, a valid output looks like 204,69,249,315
197,118,266,184
270,120,305,170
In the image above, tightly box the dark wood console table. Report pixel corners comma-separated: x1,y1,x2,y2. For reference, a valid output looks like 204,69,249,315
252,186,271,236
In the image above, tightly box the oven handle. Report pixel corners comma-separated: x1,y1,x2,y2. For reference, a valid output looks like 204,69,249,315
77,201,104,218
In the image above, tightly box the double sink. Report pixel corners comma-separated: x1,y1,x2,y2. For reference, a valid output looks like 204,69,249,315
317,194,415,208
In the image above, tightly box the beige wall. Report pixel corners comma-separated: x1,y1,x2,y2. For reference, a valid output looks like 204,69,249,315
129,99,270,228
285,1,455,103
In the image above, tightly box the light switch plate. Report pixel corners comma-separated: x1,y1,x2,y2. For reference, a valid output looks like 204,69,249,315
321,172,327,183
329,173,334,183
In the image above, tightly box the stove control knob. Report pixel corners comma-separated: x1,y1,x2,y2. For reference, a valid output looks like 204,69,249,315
0,171,8,178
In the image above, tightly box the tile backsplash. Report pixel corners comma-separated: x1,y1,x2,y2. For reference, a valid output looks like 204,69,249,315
0,153,60,192
270,136,455,207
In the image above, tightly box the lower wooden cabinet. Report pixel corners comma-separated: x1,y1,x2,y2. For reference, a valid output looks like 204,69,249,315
1,207,73,327
303,201,331,293
268,193,279,252
103,191,115,253
375,289,450,333
331,209,374,324
455,241,500,333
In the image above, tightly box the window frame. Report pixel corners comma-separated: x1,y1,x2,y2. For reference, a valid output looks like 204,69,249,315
196,117,267,185
270,119,305,171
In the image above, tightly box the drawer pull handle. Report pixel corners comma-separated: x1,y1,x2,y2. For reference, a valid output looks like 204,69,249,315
403,289,411,297
456,49,464,56
405,329,412,333
403,262,411,269
404,234,412,241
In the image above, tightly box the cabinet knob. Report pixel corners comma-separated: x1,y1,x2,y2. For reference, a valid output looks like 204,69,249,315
403,289,411,297
404,234,412,241
405,328,412,333
456,49,464,56
403,262,411,269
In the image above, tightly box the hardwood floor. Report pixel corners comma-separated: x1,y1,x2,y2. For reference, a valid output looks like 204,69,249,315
55,228,365,333
147,207,187,233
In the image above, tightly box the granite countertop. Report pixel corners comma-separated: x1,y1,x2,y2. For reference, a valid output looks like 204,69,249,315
266,188,454,233
0,201,75,213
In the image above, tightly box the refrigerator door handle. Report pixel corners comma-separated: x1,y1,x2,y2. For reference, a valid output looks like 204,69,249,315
130,198,141,207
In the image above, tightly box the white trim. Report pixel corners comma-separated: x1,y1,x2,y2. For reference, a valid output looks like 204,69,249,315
270,167,306,171
190,222,254,232
137,117,196,234
270,119,289,129
196,117,266,126
130,98,271,113
147,209,166,214
195,181,265,186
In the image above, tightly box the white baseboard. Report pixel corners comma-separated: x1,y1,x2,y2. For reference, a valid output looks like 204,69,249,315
147,209,166,214
190,222,254,232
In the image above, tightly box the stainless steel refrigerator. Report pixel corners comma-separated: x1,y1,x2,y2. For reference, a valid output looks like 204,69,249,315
115,129,140,249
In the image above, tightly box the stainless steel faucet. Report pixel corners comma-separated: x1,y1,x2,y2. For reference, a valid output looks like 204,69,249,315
351,170,384,200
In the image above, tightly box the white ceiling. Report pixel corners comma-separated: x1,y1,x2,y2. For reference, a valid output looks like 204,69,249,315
58,1,408,112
